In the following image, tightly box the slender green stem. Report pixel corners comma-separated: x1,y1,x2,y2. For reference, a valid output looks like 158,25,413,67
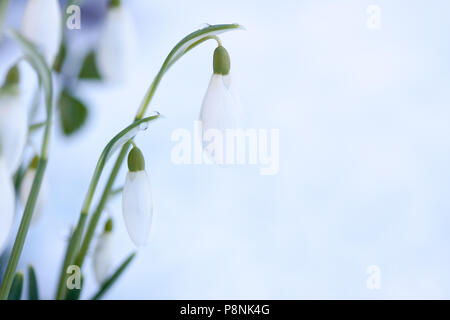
55,214,86,299
74,143,130,269
29,121,47,133
0,159,47,300
0,0,9,43
110,186,124,197
91,252,136,300
0,31,53,300
135,23,242,119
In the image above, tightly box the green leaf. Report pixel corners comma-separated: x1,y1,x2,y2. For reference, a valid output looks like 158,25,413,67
78,50,101,80
58,89,88,136
7,272,23,300
91,252,136,300
28,265,39,300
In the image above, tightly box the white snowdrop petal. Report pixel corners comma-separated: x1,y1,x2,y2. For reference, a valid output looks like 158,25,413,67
0,158,15,254
21,0,62,65
199,73,243,163
93,232,114,284
19,168,48,224
200,74,237,133
122,171,153,246
0,94,28,175
97,5,137,82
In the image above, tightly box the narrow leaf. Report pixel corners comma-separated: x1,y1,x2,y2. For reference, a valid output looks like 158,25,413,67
7,272,23,300
91,252,136,300
27,265,39,300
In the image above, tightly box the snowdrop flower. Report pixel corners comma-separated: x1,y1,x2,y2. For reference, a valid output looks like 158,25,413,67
200,46,242,161
21,0,62,66
19,156,48,224
93,218,115,284
0,65,28,175
0,157,15,254
97,0,138,82
122,146,153,246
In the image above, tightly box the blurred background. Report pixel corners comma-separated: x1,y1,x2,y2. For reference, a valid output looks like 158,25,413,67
1,0,450,299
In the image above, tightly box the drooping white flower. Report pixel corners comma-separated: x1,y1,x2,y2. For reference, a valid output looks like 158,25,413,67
97,0,137,82
0,66,28,175
93,218,114,284
19,156,48,225
0,157,15,254
21,0,62,66
122,146,153,246
200,46,242,162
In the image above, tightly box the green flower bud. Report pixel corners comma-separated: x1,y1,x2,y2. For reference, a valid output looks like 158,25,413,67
1,65,20,91
213,46,230,75
4,66,20,86
108,0,121,8
104,218,113,233
29,155,39,170
127,146,145,172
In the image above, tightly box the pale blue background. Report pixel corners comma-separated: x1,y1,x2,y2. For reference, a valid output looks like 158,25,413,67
1,0,450,299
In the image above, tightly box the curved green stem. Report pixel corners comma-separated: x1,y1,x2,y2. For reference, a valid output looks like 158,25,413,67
74,143,129,269
0,31,53,300
135,23,242,119
0,0,9,43
55,115,159,299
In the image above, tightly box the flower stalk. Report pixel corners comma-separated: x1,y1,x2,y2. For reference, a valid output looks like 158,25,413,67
55,115,160,299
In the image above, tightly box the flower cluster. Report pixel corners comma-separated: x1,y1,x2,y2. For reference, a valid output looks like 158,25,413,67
0,0,242,299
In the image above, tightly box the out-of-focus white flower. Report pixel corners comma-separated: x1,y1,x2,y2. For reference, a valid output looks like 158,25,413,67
200,46,242,161
19,156,48,225
21,0,62,65
0,157,15,254
93,218,114,284
0,66,28,175
97,0,137,82
122,147,153,246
